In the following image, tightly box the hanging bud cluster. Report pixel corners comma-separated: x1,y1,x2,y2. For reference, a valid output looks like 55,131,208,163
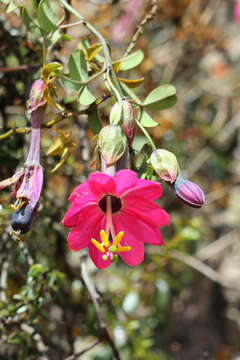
150,149,205,208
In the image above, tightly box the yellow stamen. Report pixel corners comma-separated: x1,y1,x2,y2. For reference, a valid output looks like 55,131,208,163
91,238,105,253
117,246,132,253
100,230,110,247
112,231,124,247
11,200,27,211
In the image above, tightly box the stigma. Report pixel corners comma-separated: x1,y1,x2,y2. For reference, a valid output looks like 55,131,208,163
91,230,131,261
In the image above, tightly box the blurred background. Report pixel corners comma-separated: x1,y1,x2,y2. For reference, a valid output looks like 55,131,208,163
1,0,240,359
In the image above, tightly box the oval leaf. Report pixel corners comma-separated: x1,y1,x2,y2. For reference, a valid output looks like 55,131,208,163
114,50,144,72
140,111,159,128
144,95,177,111
79,87,96,106
143,84,176,106
37,0,59,32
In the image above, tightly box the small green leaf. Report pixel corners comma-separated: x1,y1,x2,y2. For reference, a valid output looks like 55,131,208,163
144,95,177,110
143,84,176,106
68,49,88,90
88,106,102,134
132,136,148,152
115,50,144,71
37,0,59,32
139,111,159,127
20,7,40,34
79,87,96,106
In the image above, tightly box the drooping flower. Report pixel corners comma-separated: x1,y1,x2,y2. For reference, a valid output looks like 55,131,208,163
0,79,45,232
62,169,170,269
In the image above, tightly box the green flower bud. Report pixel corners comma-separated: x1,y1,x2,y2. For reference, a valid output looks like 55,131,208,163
150,149,179,183
98,125,128,166
109,101,123,125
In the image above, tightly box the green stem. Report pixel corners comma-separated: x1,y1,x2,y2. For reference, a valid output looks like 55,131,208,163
59,0,123,101
135,118,156,150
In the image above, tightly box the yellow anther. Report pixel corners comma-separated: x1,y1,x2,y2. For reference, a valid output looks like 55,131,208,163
100,230,110,247
11,200,27,211
91,239,105,253
116,246,132,253
112,231,124,247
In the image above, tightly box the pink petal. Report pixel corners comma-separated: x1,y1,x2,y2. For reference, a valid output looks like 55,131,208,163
88,172,116,198
124,197,170,227
123,178,162,200
67,212,103,251
113,213,144,266
114,211,164,245
68,181,95,203
114,169,138,195
88,217,112,269
62,203,97,228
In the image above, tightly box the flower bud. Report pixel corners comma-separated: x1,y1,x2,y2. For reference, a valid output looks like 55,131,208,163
109,101,123,125
122,99,135,144
150,149,179,184
27,79,47,116
98,125,128,166
173,175,205,208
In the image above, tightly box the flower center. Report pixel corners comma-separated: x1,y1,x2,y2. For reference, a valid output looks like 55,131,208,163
98,195,121,213
91,230,131,262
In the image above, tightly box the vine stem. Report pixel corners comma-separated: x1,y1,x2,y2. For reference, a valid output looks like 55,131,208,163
135,117,156,150
59,0,123,101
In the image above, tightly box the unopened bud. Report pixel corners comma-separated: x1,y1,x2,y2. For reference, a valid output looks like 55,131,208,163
98,125,128,166
27,79,47,115
173,175,205,208
150,149,179,184
122,99,135,144
109,101,123,125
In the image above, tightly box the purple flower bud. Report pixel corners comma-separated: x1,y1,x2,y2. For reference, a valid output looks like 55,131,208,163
27,79,47,116
173,175,205,208
122,100,135,145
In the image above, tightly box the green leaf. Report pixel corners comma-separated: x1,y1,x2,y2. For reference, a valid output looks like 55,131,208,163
132,136,148,152
139,111,159,127
79,87,96,106
115,50,144,71
20,7,40,35
143,84,176,106
88,106,102,134
37,0,59,32
68,49,88,90
144,95,177,111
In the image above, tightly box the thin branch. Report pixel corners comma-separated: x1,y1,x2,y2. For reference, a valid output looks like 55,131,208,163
80,255,121,360
66,339,100,360
148,247,240,291
0,64,40,72
124,0,158,57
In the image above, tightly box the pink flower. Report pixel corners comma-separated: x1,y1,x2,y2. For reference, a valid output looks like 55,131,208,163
62,170,170,269
234,0,240,23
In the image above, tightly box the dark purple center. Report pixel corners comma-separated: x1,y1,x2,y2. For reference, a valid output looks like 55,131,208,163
98,195,122,213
